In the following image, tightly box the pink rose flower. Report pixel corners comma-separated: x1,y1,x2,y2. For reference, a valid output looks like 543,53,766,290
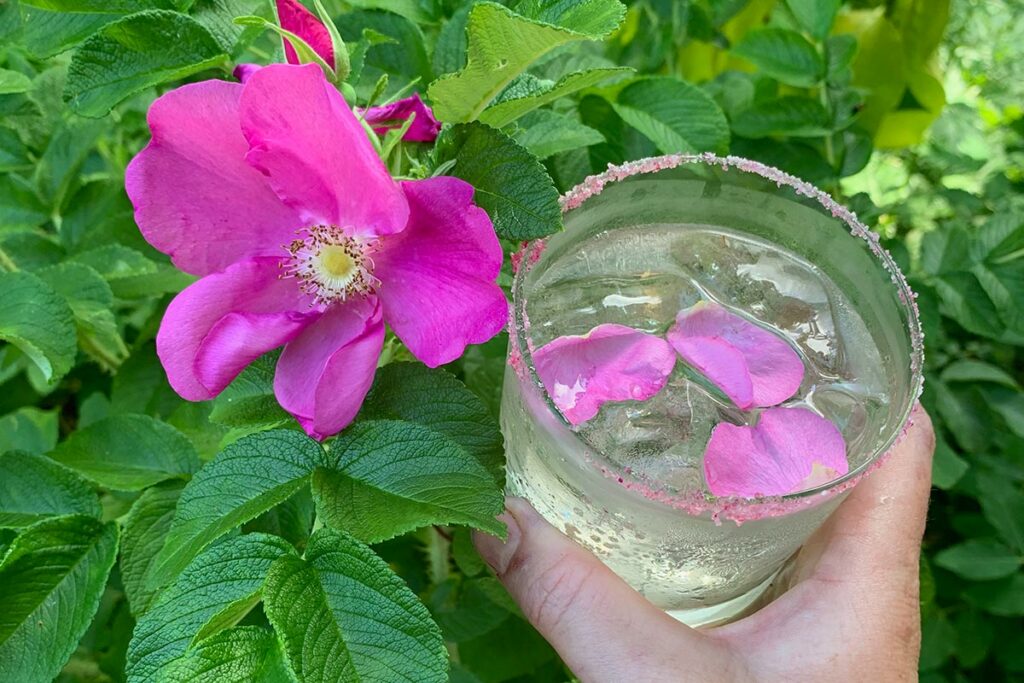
360,94,442,143
125,63,507,439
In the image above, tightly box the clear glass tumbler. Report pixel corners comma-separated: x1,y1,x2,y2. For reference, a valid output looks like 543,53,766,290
501,154,924,627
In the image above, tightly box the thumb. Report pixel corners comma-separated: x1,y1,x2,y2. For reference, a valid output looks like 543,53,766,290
474,497,727,683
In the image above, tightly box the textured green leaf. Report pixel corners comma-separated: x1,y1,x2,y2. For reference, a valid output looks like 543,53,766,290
0,451,100,528
732,27,824,87
0,270,77,384
360,362,504,482
730,96,831,138
437,122,561,240
459,616,556,681
263,528,447,683
149,430,325,587
0,407,58,456
976,472,1024,552
65,10,229,117
18,6,118,59
965,573,1024,617
935,540,1022,580
33,118,106,207
126,533,295,682
244,489,314,550
0,69,32,95
931,434,968,490
69,244,158,280
429,577,511,642
210,351,290,428
0,174,49,228
479,67,631,128
162,626,296,683
610,77,730,154
0,515,119,683
120,481,184,617
38,262,128,371
785,0,840,40
313,420,504,543
191,0,268,53
941,359,1019,389
48,414,200,490
513,109,605,160
428,0,625,123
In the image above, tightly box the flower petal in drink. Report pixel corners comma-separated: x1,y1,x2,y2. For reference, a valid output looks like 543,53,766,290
703,406,848,498
534,324,676,426
667,301,804,409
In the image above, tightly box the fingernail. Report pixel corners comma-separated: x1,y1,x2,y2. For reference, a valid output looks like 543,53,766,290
474,508,521,575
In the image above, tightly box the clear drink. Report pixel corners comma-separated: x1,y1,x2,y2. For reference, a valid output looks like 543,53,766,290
502,155,923,626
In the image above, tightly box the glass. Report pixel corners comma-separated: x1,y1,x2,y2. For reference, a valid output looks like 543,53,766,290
501,153,924,627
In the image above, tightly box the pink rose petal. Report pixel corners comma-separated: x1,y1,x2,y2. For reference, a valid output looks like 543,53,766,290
156,257,317,401
533,324,677,426
239,63,408,235
274,298,384,440
703,406,848,498
125,79,303,276
667,301,803,409
360,94,442,142
276,0,335,69
374,177,507,367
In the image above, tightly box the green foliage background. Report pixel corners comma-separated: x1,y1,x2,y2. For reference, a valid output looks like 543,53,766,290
0,0,1022,681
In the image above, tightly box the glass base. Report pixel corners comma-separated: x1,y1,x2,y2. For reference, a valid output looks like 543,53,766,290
666,563,788,628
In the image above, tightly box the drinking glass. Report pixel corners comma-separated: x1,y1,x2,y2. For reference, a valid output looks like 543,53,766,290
500,153,924,627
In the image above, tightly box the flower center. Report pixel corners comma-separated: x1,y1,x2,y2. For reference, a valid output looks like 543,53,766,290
283,224,378,305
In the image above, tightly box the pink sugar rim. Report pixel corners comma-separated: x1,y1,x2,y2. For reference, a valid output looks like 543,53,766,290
509,153,925,523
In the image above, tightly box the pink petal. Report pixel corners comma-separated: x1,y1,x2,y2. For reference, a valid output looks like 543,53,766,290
239,64,408,236
360,94,442,142
156,258,317,401
125,80,302,276
533,324,677,426
274,298,385,440
703,407,848,498
373,177,507,367
667,301,803,409
276,0,335,69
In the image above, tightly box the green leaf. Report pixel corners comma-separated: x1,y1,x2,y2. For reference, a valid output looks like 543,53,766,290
0,69,32,95
0,515,119,683
513,109,605,160
965,573,1024,617
38,262,129,371
976,471,1024,552
931,434,968,490
33,118,106,208
785,0,840,41
730,96,831,138
360,362,504,482
479,67,631,128
69,244,158,280
459,616,556,681
0,270,77,385
732,27,824,87
429,577,511,642
941,359,1019,389
120,482,184,617
0,174,49,229
0,451,100,528
935,540,1022,580
313,420,504,543
126,533,295,682
148,430,326,588
18,6,120,59
437,122,561,240
919,606,956,670
48,414,200,490
609,77,730,154
0,406,58,456
162,626,296,683
263,527,448,683
954,608,994,669
191,0,269,53
428,0,625,123
65,10,229,117
210,350,290,429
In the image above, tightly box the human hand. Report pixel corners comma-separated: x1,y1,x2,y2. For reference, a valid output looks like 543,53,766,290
475,406,935,683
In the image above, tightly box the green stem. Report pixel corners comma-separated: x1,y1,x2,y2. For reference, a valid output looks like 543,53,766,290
0,246,18,273
427,526,451,585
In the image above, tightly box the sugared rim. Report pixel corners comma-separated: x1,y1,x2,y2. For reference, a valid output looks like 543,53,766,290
509,153,925,522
